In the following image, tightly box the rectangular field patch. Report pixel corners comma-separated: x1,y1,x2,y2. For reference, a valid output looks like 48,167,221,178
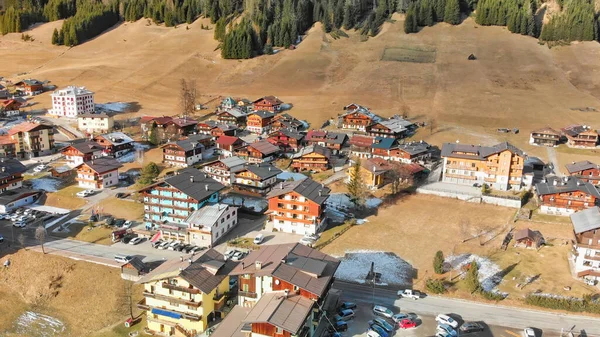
382,46,436,63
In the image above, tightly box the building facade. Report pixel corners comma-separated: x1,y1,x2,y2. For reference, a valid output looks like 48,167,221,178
75,158,122,189
50,86,95,118
535,176,600,215
61,141,103,167
0,158,27,192
562,125,599,148
162,139,204,168
235,140,280,164
291,145,331,172
566,161,600,186
77,113,113,134
252,96,283,112
93,132,134,158
202,156,246,186
14,79,43,96
246,111,275,134
570,207,600,282
232,163,281,196
8,122,54,159
186,203,238,247
529,127,561,147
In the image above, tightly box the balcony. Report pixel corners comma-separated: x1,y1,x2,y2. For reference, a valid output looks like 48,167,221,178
584,254,600,262
162,282,200,294
137,298,150,311
238,291,258,298
143,291,202,308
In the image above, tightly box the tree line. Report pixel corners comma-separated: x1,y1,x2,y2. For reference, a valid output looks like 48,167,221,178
51,1,120,46
404,0,460,33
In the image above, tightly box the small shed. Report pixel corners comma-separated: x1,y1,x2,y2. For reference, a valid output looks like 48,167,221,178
120,257,148,281
50,165,75,179
514,228,545,249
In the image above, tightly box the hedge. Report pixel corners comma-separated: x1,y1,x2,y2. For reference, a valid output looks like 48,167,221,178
525,294,600,313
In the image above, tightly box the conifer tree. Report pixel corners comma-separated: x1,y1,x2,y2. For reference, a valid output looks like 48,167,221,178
444,0,460,25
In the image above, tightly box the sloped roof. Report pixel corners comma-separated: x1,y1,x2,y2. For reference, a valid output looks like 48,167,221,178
186,203,234,229
266,178,330,204
8,122,52,135
217,135,243,146
0,188,41,206
80,157,122,174
278,128,304,140
396,141,430,155
244,163,282,179
64,141,102,155
291,144,331,159
164,138,205,152
535,176,600,198
243,292,313,334
219,156,247,169
571,207,600,234
254,96,283,105
162,167,225,202
219,107,248,118
15,79,43,86
305,130,326,141
362,157,393,174
0,158,27,179
249,139,280,156
250,110,276,119
514,228,544,242
78,112,111,119
531,126,560,135
95,132,134,145
566,160,598,174
371,137,396,150
209,305,251,337
0,135,15,145
374,118,408,134
561,124,596,137
349,135,374,148
1,99,22,108
170,117,198,128
441,142,524,160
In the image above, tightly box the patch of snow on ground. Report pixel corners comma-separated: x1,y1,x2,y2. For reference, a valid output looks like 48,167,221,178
45,214,70,230
27,205,70,214
222,195,268,212
277,172,307,181
325,193,382,211
30,178,62,192
96,102,129,112
13,311,65,337
445,254,504,292
0,118,26,134
335,251,413,286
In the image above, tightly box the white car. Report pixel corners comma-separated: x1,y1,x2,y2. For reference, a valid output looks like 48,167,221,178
523,328,536,337
232,251,246,261
13,221,26,228
436,314,459,329
158,241,171,250
224,250,237,260
76,190,94,197
373,305,394,318
128,237,143,245
367,330,381,337
123,221,133,228
253,234,264,244
33,164,48,173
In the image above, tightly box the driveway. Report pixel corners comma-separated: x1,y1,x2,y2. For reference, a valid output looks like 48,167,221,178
546,147,560,176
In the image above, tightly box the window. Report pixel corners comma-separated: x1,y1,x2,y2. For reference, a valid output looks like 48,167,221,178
276,327,283,334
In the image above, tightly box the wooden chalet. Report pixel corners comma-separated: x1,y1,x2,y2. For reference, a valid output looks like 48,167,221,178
270,113,305,132
203,156,246,185
252,96,283,112
388,141,431,163
566,160,600,186
246,111,275,134
211,123,238,138
60,141,103,166
161,138,204,168
339,103,380,131
366,115,413,139
197,120,218,135
535,176,600,215
217,107,249,126
232,163,282,196
305,130,347,154
291,145,332,172
1,99,22,117
14,79,43,96
514,228,545,249
216,135,246,157
529,127,561,147
0,135,16,158
93,132,134,158
561,125,599,148
267,129,304,153
76,157,123,189
348,135,374,159
235,140,280,164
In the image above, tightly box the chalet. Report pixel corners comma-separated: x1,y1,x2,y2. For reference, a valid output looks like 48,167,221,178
0,158,27,192
8,122,54,159
271,113,305,132
0,188,42,213
161,138,204,168
166,117,198,137
217,107,249,126
291,145,331,172
305,130,347,154
246,111,275,134
514,228,545,249
60,141,103,167
570,207,600,282
14,79,43,96
370,137,397,159
366,116,414,139
347,157,393,189
197,120,219,135
339,104,380,131
267,129,304,153
561,125,599,148
120,257,147,281
136,249,236,336
188,134,214,148
0,99,22,117
233,163,282,196
139,168,225,229
93,132,134,158
220,97,238,110
348,135,374,159
140,116,173,141
0,135,16,158
50,165,75,179
253,96,283,112
236,140,280,164
566,160,600,186
266,178,330,235
389,141,431,163
75,157,122,189
213,243,340,337
535,176,600,215
211,123,238,138
203,156,246,185
186,203,238,247
216,136,246,157
441,142,531,191
529,127,561,147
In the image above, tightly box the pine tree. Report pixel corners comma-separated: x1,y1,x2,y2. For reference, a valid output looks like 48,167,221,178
433,251,445,274
444,0,460,25
404,3,418,33
51,28,59,45
68,21,78,46
346,159,366,207
465,261,480,293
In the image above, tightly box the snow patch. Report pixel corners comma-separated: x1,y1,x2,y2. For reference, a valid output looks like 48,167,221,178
445,254,504,292
13,311,65,337
335,251,413,286
325,193,382,210
221,195,268,212
277,171,307,181
96,102,129,112
30,178,62,192
0,118,26,134
45,214,70,229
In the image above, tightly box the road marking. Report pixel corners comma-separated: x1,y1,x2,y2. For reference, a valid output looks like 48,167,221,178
505,330,522,337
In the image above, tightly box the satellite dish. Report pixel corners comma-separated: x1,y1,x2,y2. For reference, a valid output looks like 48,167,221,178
275,279,280,285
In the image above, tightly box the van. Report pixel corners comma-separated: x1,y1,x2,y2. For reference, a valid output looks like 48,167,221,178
253,234,264,244
114,255,133,263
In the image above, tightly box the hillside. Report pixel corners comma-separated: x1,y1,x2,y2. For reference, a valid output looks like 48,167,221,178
1,14,600,155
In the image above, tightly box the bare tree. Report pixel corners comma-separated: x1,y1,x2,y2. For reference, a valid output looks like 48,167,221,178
17,233,25,249
179,79,198,117
35,225,46,254
117,280,136,320
429,118,436,135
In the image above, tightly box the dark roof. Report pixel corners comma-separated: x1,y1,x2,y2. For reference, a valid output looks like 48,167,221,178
162,168,225,202
250,111,276,119
138,249,238,294
164,138,205,152
349,135,374,148
266,178,330,204
217,136,243,146
279,129,304,140
81,157,122,173
371,137,396,150
514,228,544,242
124,257,146,271
362,158,393,174
170,117,198,128
291,144,331,159
95,132,134,145
198,120,218,128
244,163,282,179
0,188,41,206
15,79,43,86
535,176,600,198
441,142,524,160
566,160,598,174
561,125,596,137
570,207,600,234
231,243,339,297
254,96,283,105
65,141,102,155
249,140,280,155
0,158,27,179
325,132,347,144
396,141,430,155
210,305,251,337
243,292,314,334
531,126,560,136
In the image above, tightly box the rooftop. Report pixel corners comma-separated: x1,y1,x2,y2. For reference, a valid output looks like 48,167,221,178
80,157,123,174
219,156,247,169
78,112,111,119
244,292,314,334
249,139,280,156
535,176,600,198
170,117,198,128
160,168,225,202
63,141,102,155
396,141,430,155
291,144,332,159
266,178,330,204
565,160,599,174
209,305,251,337
250,110,276,119
186,203,235,230
441,141,525,160
371,137,396,150
163,138,205,152
571,207,600,234
0,188,40,206
362,157,393,174
531,126,560,136
51,86,94,96
95,132,134,145
243,163,282,179
349,135,374,148
254,96,283,105
0,158,27,179
8,121,53,135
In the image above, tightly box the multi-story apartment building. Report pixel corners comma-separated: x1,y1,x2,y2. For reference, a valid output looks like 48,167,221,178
232,163,281,196
566,160,600,186
535,176,600,215
246,111,275,134
529,127,561,147
75,157,122,189
139,168,225,229
291,145,331,172
0,135,16,158
266,178,330,235
388,141,431,163
50,86,95,118
8,122,54,159
203,156,246,186
186,203,238,247
161,138,204,168
570,207,600,282
0,158,27,192
441,142,530,191
77,113,114,134
137,249,237,337
61,141,103,167
211,243,340,337
93,132,134,158
267,129,304,153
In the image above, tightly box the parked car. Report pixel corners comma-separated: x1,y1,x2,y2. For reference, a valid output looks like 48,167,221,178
436,314,459,329
339,302,357,310
397,289,421,300
33,164,48,173
122,221,133,228
175,243,187,252
460,322,485,334
113,219,126,227
114,255,134,263
224,249,237,260
168,242,182,251
183,245,196,253
76,189,94,197
366,330,381,337
105,216,115,226
0,234,4,244
158,241,171,250
229,277,238,290
437,324,458,337
335,309,355,321
254,233,264,244
89,214,98,222
129,237,143,245
115,193,128,199
392,313,409,323
373,305,394,319
327,321,348,332
232,251,246,261
13,221,26,228
368,324,389,337
190,246,205,254
523,328,536,337
151,240,163,248
370,318,394,332
399,319,417,329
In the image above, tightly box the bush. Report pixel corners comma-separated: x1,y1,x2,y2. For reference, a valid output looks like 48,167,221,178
465,262,480,293
525,294,600,313
481,184,491,195
481,290,506,301
433,250,444,274
425,278,446,294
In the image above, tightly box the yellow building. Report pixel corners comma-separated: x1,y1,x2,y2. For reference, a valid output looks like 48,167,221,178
8,121,54,159
346,157,392,189
137,249,236,337
77,112,114,134
441,142,531,191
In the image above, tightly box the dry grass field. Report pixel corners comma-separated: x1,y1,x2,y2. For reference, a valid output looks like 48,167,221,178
0,15,599,164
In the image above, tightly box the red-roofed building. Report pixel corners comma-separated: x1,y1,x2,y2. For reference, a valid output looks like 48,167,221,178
0,135,16,158
253,96,283,112
1,99,22,117
348,135,374,159
9,122,54,158
216,136,245,157
267,129,304,153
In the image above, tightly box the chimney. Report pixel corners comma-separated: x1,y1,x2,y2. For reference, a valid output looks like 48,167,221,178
205,184,209,191
280,182,283,189
319,190,322,197
255,261,262,270
577,180,583,186
269,166,272,171
241,262,245,269
284,289,289,298
572,161,575,165
190,175,194,183
553,180,558,186
180,256,184,262
1,167,4,172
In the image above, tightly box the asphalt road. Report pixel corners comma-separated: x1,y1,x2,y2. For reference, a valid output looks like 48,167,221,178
334,281,599,336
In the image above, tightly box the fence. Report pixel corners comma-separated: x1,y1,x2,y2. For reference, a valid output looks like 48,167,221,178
416,186,522,208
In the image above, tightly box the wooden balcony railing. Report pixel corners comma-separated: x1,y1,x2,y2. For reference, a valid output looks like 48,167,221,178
162,282,200,294
238,291,258,298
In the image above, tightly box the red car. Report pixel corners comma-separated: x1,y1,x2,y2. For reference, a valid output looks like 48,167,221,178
399,319,417,329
